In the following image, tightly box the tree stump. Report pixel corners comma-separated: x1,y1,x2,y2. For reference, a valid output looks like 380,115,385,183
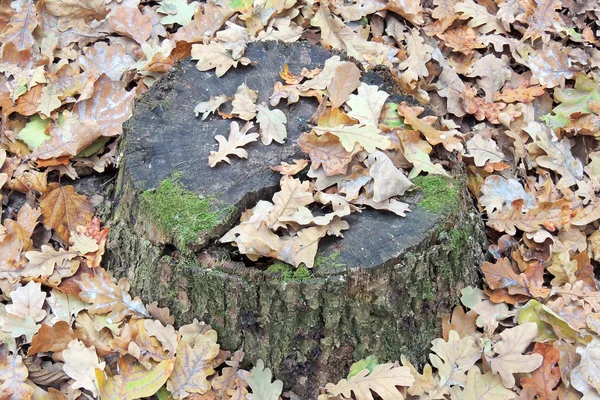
106,41,486,397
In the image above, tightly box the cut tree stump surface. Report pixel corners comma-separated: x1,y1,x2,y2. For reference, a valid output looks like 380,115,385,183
107,41,486,397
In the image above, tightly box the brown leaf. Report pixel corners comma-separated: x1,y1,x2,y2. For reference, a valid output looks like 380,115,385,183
0,354,33,400
147,301,175,326
298,131,354,176
0,0,37,51
167,330,221,399
43,0,108,22
327,62,361,109
397,102,463,152
28,321,77,355
487,199,576,236
270,160,310,176
520,343,560,400
108,6,152,45
72,75,135,137
78,41,135,82
78,269,149,323
40,183,95,243
172,2,232,44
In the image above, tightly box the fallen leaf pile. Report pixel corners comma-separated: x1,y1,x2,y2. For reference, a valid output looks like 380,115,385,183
1,0,600,398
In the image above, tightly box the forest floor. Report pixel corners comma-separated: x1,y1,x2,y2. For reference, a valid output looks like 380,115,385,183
1,0,600,399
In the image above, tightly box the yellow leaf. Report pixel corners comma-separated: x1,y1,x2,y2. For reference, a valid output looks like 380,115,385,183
100,356,174,400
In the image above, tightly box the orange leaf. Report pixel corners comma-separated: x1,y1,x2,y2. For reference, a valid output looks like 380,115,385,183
28,321,77,355
520,343,561,400
40,183,95,243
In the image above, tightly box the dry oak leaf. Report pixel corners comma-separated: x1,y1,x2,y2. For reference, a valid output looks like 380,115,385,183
346,83,389,127
454,0,506,34
479,175,535,214
78,269,149,323
520,343,560,400
72,75,136,137
212,351,246,398
28,321,77,356
231,83,257,121
6,281,47,322
63,339,105,397
40,183,94,243
0,354,33,400
266,176,314,229
485,322,544,388
487,199,576,236
461,88,507,124
452,367,516,400
442,26,484,55
399,28,432,80
191,42,251,78
0,314,39,342
172,2,233,44
24,245,79,279
43,0,108,21
495,83,546,103
256,103,287,145
147,301,175,326
352,194,411,217
313,124,390,153
465,135,504,167
246,359,283,400
396,102,463,152
366,151,413,202
298,131,354,176
0,0,37,52
324,363,414,400
99,356,174,400
270,160,309,176
571,338,600,398
442,306,479,341
430,330,481,388
195,95,229,120
327,62,361,109
482,258,530,298
525,42,577,88
144,319,178,356
108,6,153,45
208,121,259,167
167,330,221,399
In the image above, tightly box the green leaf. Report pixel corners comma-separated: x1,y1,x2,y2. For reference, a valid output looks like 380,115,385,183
76,137,110,158
547,74,600,127
381,102,405,128
230,0,253,12
17,115,51,150
348,356,379,379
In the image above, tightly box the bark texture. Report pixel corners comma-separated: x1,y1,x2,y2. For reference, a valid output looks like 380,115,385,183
106,41,487,397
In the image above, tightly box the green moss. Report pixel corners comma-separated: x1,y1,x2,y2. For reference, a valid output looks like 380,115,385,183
412,175,459,213
267,262,311,282
421,279,436,301
140,173,224,249
314,251,345,269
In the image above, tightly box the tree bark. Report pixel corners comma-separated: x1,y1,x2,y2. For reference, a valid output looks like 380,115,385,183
105,41,487,398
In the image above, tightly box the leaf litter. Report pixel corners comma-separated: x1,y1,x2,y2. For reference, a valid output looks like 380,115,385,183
0,0,600,399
